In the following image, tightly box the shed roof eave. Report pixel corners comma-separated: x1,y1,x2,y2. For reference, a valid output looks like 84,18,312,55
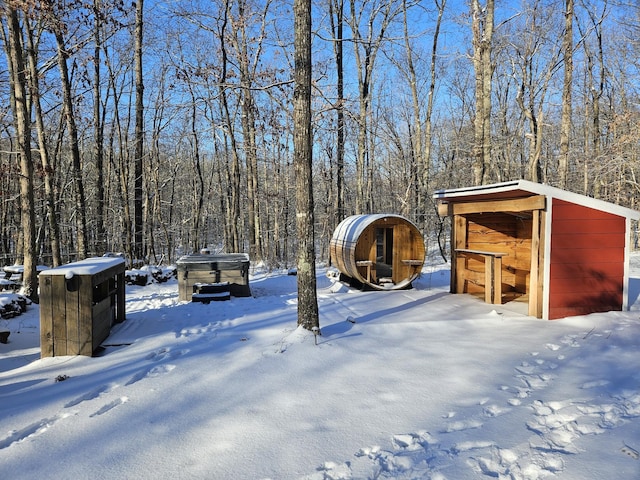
433,180,640,220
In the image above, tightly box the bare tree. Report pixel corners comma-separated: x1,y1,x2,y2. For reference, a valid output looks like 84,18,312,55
294,0,320,331
218,0,242,252
133,0,144,261
509,1,562,183
93,0,107,255
230,0,270,262
348,0,401,213
576,0,607,196
25,18,62,267
559,0,573,188
1,4,38,299
397,0,445,229
55,28,88,259
471,0,494,185
329,0,345,227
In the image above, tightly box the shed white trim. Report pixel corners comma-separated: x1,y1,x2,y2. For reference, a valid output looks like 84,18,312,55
433,180,640,220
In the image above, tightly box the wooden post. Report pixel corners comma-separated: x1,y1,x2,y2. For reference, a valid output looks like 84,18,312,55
528,209,545,317
115,270,126,323
484,255,493,303
455,249,506,304
452,214,467,294
493,255,502,304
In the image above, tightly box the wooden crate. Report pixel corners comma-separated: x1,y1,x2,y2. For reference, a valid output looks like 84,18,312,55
39,257,126,357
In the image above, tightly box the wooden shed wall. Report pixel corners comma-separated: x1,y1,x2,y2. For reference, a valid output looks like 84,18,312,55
548,199,626,319
464,213,533,296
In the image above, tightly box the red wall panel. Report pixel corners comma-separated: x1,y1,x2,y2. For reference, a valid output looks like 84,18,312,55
548,199,626,319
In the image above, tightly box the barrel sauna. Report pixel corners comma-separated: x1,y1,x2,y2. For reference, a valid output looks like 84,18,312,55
330,214,425,290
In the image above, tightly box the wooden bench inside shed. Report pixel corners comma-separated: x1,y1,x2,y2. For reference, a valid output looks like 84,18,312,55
455,249,507,304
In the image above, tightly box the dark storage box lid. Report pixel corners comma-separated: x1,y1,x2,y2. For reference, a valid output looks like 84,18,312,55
176,253,250,271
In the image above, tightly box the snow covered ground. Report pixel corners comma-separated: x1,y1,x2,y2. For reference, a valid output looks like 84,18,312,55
0,255,639,479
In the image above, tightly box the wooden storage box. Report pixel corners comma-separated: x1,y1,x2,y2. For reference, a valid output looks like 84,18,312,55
39,257,126,357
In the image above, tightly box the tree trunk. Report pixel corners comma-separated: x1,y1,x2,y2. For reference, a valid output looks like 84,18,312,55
4,7,38,300
219,0,241,252
471,0,494,185
25,20,62,267
55,30,88,260
235,0,263,261
579,5,605,196
558,0,573,189
94,0,107,254
348,0,397,213
294,0,319,331
188,85,204,252
329,0,345,227
134,0,145,261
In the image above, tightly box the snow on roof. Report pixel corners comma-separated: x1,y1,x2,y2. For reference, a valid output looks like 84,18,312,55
433,179,640,220
3,265,49,274
176,253,250,264
39,257,125,276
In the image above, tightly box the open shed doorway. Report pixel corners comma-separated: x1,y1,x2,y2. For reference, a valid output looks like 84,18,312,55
461,211,539,310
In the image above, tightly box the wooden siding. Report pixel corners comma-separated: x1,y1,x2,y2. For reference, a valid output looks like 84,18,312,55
177,255,251,301
548,199,626,319
464,212,533,296
40,261,125,357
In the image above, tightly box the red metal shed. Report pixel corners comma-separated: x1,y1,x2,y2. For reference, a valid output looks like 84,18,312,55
433,180,640,319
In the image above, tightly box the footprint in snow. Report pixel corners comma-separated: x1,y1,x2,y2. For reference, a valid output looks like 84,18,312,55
309,432,440,480
0,412,73,450
508,358,555,405
178,322,220,339
125,364,176,386
90,396,129,417
483,403,510,417
441,418,484,433
580,379,610,389
64,383,118,408
560,334,581,348
146,347,187,362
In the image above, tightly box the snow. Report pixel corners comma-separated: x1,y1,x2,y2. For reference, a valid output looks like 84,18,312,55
1,257,639,479
39,257,125,276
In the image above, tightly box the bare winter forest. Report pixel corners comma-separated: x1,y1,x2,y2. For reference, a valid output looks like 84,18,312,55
1,0,639,279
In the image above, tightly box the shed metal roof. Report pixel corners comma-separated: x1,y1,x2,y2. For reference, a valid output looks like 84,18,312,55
433,180,640,220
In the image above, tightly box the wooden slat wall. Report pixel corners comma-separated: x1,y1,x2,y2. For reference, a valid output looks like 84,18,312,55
40,262,125,357
529,209,544,317
548,200,626,319
39,276,54,357
465,213,532,295
179,268,250,301
452,215,467,294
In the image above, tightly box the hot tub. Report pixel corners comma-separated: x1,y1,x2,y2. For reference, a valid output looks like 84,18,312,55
176,253,251,301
